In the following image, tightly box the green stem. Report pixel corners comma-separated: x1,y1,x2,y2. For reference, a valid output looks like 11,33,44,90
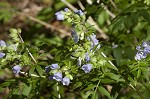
20,72,46,78
129,84,143,99
93,79,101,98
56,82,61,99
18,33,37,64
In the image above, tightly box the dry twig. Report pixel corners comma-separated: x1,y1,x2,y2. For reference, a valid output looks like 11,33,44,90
18,13,71,37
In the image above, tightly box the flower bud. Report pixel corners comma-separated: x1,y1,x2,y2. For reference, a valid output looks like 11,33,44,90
12,65,21,74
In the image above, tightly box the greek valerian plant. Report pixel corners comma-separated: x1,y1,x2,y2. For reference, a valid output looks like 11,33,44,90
0,7,150,99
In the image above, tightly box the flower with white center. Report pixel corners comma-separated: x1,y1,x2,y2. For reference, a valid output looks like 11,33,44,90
12,65,21,74
62,77,70,86
82,64,92,73
53,72,62,82
135,51,147,61
0,52,5,58
55,11,64,20
50,64,59,70
0,40,6,47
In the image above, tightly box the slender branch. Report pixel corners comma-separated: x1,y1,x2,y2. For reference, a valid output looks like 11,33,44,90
109,0,119,11
77,0,85,10
27,15,70,36
101,3,116,18
18,13,71,37
20,72,46,78
101,52,118,71
61,0,77,11
18,33,37,63
87,17,109,39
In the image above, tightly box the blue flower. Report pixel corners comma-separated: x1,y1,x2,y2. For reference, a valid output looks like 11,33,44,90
82,64,92,73
55,12,64,20
53,72,62,82
0,40,6,47
71,29,79,43
142,42,150,48
144,47,150,53
12,65,21,74
136,46,141,51
45,66,50,73
75,10,84,16
112,43,118,49
85,52,90,62
87,33,100,50
135,51,147,61
78,57,82,66
50,64,59,70
0,52,5,58
62,77,70,86
64,8,69,12
48,75,53,81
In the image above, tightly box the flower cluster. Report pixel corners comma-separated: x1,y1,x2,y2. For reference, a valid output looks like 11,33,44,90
71,29,79,43
45,63,59,73
75,10,84,16
53,8,103,87
0,40,22,74
135,42,150,60
87,33,100,50
45,64,70,86
0,40,6,58
55,8,101,74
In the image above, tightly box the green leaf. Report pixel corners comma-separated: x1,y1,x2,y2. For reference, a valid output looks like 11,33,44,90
113,47,122,66
124,16,133,29
22,83,32,96
29,67,35,76
106,73,124,82
112,17,124,32
101,78,116,84
73,81,82,90
82,84,95,92
1,79,15,87
131,12,139,26
36,65,43,77
137,69,141,78
92,92,99,99
139,10,150,23
98,86,111,99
